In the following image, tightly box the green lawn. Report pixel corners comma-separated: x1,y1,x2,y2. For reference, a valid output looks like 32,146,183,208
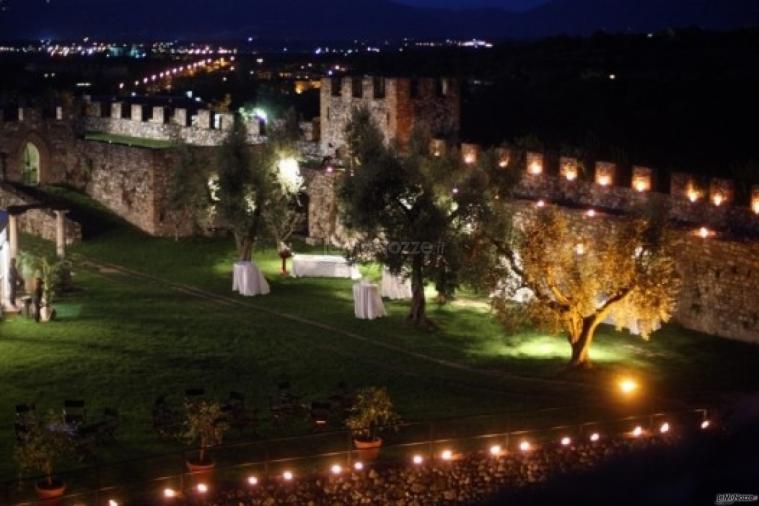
2,185,758,485
84,131,174,149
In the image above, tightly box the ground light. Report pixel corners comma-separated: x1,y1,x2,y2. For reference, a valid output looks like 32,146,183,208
489,444,503,457
701,420,711,430
589,432,600,442
560,436,571,446
660,422,670,434
618,377,639,396
108,500,119,506
196,483,208,494
283,471,294,481
632,426,643,437
441,449,453,461
413,454,424,465
247,476,259,486
519,440,531,452
331,464,343,475
163,488,177,499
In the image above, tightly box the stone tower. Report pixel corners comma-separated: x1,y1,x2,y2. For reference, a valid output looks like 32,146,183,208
319,76,460,158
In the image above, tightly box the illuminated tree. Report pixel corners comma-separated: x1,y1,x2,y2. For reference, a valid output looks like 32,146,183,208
470,206,681,368
216,112,303,261
339,108,489,327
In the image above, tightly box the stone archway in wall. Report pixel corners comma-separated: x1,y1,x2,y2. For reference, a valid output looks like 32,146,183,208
14,133,51,186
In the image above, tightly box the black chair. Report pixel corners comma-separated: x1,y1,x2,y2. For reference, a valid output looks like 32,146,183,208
63,400,86,426
184,388,205,403
153,396,179,439
310,401,331,429
15,403,36,419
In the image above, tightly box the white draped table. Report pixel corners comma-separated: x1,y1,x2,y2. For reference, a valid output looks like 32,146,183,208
232,261,270,297
380,268,412,300
353,282,387,320
291,255,361,279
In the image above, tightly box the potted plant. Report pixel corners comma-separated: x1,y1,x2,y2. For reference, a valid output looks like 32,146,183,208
346,387,399,459
181,400,229,473
15,412,72,501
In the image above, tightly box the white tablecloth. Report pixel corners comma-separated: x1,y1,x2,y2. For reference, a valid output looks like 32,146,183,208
353,283,387,320
291,255,361,279
381,268,412,300
233,261,270,297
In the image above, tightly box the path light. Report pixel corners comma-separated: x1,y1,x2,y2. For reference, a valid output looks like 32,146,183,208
354,461,364,471
700,420,711,430
712,193,724,207
247,475,259,486
560,436,571,446
331,464,343,475
489,444,503,457
412,454,424,465
632,426,643,437
109,500,119,506
196,483,208,494
528,161,543,175
441,449,453,461
660,422,670,434
697,227,714,239
585,208,597,218
589,432,600,442
519,440,531,452
283,470,294,481
686,186,701,203
536,199,546,208
464,153,476,165
163,488,177,499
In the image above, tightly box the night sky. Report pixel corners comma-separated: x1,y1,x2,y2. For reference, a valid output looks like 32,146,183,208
0,0,757,41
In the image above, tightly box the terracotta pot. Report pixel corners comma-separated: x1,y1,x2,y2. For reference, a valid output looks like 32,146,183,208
186,457,216,474
354,437,383,460
35,479,66,501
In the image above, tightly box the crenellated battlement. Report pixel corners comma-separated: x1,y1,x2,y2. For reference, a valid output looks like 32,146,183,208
80,99,266,146
430,140,759,236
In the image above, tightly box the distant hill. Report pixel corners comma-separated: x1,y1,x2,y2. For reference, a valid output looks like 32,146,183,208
0,0,757,41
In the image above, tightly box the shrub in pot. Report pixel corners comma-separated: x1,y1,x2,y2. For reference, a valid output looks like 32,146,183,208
15,412,73,500
346,387,399,458
181,399,229,472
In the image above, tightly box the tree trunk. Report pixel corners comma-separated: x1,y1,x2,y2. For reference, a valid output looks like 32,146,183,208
407,257,434,328
569,316,598,368
238,237,254,262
